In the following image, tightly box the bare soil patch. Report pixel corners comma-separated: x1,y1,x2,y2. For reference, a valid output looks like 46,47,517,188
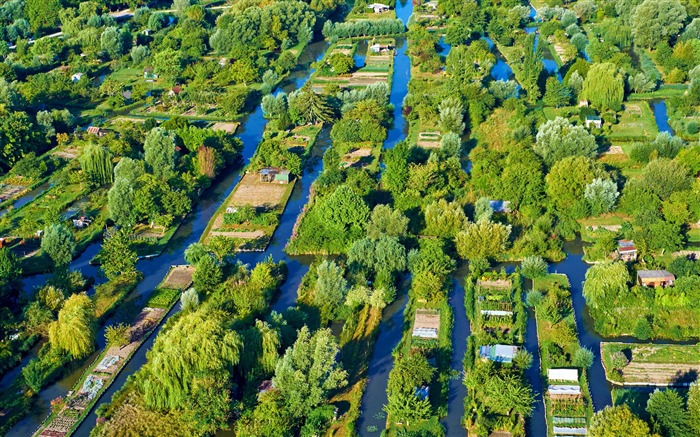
229,173,289,208
211,122,239,134
0,185,25,201
603,146,624,155
161,265,195,289
209,230,265,239
341,148,373,168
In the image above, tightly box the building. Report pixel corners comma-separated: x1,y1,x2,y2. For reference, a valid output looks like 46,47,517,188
168,85,182,97
412,309,440,339
579,100,589,107
71,72,84,82
86,126,110,137
144,66,158,80
219,57,229,67
547,368,579,382
259,168,291,184
585,115,602,129
637,270,675,287
548,384,582,396
367,3,391,13
479,344,518,363
122,90,132,101
369,43,394,53
617,240,637,262
424,0,438,9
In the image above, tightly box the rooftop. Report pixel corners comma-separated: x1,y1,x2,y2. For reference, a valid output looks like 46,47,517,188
637,270,674,279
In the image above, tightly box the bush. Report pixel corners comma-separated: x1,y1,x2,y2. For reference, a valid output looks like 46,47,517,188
687,120,700,135
223,205,256,225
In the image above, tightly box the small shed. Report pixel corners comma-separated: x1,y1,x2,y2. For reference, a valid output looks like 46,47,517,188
585,115,602,129
144,66,158,80
168,85,182,97
367,3,391,13
71,72,84,82
578,100,589,107
369,43,394,53
479,344,518,363
258,380,274,397
412,309,440,339
547,368,578,382
219,57,229,67
86,126,110,137
259,168,290,184
122,90,132,101
638,270,675,287
617,240,637,262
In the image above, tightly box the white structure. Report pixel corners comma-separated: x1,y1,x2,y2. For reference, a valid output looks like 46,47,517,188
548,368,579,382
480,310,513,317
553,427,587,435
548,385,582,396
71,72,84,82
367,3,390,13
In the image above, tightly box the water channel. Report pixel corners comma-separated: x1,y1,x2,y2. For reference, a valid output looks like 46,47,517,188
7,40,331,437
0,182,52,218
649,99,675,135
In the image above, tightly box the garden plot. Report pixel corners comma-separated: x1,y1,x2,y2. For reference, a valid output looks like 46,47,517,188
210,122,239,134
341,147,374,168
608,103,659,142
229,173,290,208
417,131,441,148
0,185,26,201
160,265,195,290
601,343,700,386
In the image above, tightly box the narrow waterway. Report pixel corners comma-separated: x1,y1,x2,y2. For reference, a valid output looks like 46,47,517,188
524,304,547,437
649,99,675,135
0,181,51,217
483,36,515,83
525,26,562,82
550,240,613,411
7,40,331,437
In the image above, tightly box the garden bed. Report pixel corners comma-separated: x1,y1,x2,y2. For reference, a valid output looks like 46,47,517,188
601,343,700,386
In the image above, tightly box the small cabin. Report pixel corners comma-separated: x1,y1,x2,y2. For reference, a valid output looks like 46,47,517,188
86,126,110,137
479,344,518,363
219,57,229,67
367,3,391,13
617,240,637,262
168,85,182,97
259,168,290,184
637,270,675,288
585,115,602,129
71,72,84,82
412,309,440,339
369,43,394,53
144,67,158,80
578,100,589,107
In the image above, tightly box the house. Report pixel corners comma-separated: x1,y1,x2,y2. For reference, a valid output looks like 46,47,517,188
617,240,637,262
122,90,132,101
369,43,394,53
142,29,152,36
479,344,518,363
585,115,602,129
144,66,158,80
638,270,675,287
86,126,110,137
168,85,182,97
489,200,511,213
259,167,291,184
71,72,84,82
412,309,440,339
367,3,391,13
547,368,579,382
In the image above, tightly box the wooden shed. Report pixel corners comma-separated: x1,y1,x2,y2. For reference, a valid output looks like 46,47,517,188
617,240,637,262
259,168,290,184
637,270,675,287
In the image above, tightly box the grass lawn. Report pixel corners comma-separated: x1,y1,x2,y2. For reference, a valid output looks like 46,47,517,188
146,288,181,309
607,102,658,142
601,343,700,385
578,214,628,242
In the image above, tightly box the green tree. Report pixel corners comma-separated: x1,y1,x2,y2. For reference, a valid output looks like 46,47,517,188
179,288,200,312
0,108,41,173
585,178,619,215
582,63,625,111
152,48,184,81
521,255,548,289
485,374,534,417
48,293,96,358
144,127,177,179
385,353,435,425
80,144,113,186
193,255,222,294
545,156,604,216
108,178,136,227
272,326,347,421
589,406,652,437
689,381,700,435
455,220,511,261
474,197,493,223
100,227,137,280
114,157,145,183
314,260,348,323
327,53,353,74
522,33,544,102
423,199,467,238
534,117,597,166
646,389,692,436
288,83,334,125
25,0,60,32
105,323,131,348
0,248,21,302
631,0,687,48
572,347,595,368
582,261,630,309
543,77,571,107
41,224,76,269
366,204,409,240
100,27,125,60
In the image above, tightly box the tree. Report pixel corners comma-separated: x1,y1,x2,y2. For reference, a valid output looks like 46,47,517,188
521,255,548,289
589,406,652,437
100,27,125,60
522,33,544,102
485,374,534,417
131,45,150,66
108,178,136,227
113,157,145,183
0,248,21,302
546,156,603,216
152,48,184,81
193,255,222,294
581,63,625,111
100,227,137,280
385,353,435,425
438,97,465,134
48,293,96,359
474,197,493,223
25,0,60,32
424,199,467,238
585,178,619,215
272,327,347,421
455,220,511,261
288,83,334,125
572,347,595,368
139,309,241,413
440,132,461,158
105,323,131,348
42,224,76,269
582,261,629,309
80,144,113,187
366,204,409,240
631,0,687,48
327,53,353,74
543,77,571,107
144,128,177,179
689,382,700,435
646,389,692,436
180,288,199,312
638,158,692,201
534,117,597,166
314,260,347,323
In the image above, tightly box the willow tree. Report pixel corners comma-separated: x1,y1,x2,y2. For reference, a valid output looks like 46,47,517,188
79,143,113,186
582,261,630,310
139,309,242,411
48,293,96,358
240,320,281,378
144,127,177,180
582,63,625,111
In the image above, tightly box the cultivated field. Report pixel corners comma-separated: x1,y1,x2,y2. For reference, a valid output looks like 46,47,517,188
601,343,700,386
229,173,289,208
160,265,195,290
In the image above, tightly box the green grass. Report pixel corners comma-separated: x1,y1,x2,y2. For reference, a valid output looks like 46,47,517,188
146,288,181,309
607,102,658,142
602,343,700,365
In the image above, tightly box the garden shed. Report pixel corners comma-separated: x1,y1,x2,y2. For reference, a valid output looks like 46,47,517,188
86,126,110,137
637,270,675,287
367,3,390,13
585,115,602,129
259,168,290,184
617,240,637,261
144,66,158,80
479,344,518,363
412,309,440,339
71,72,84,82
547,368,578,382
